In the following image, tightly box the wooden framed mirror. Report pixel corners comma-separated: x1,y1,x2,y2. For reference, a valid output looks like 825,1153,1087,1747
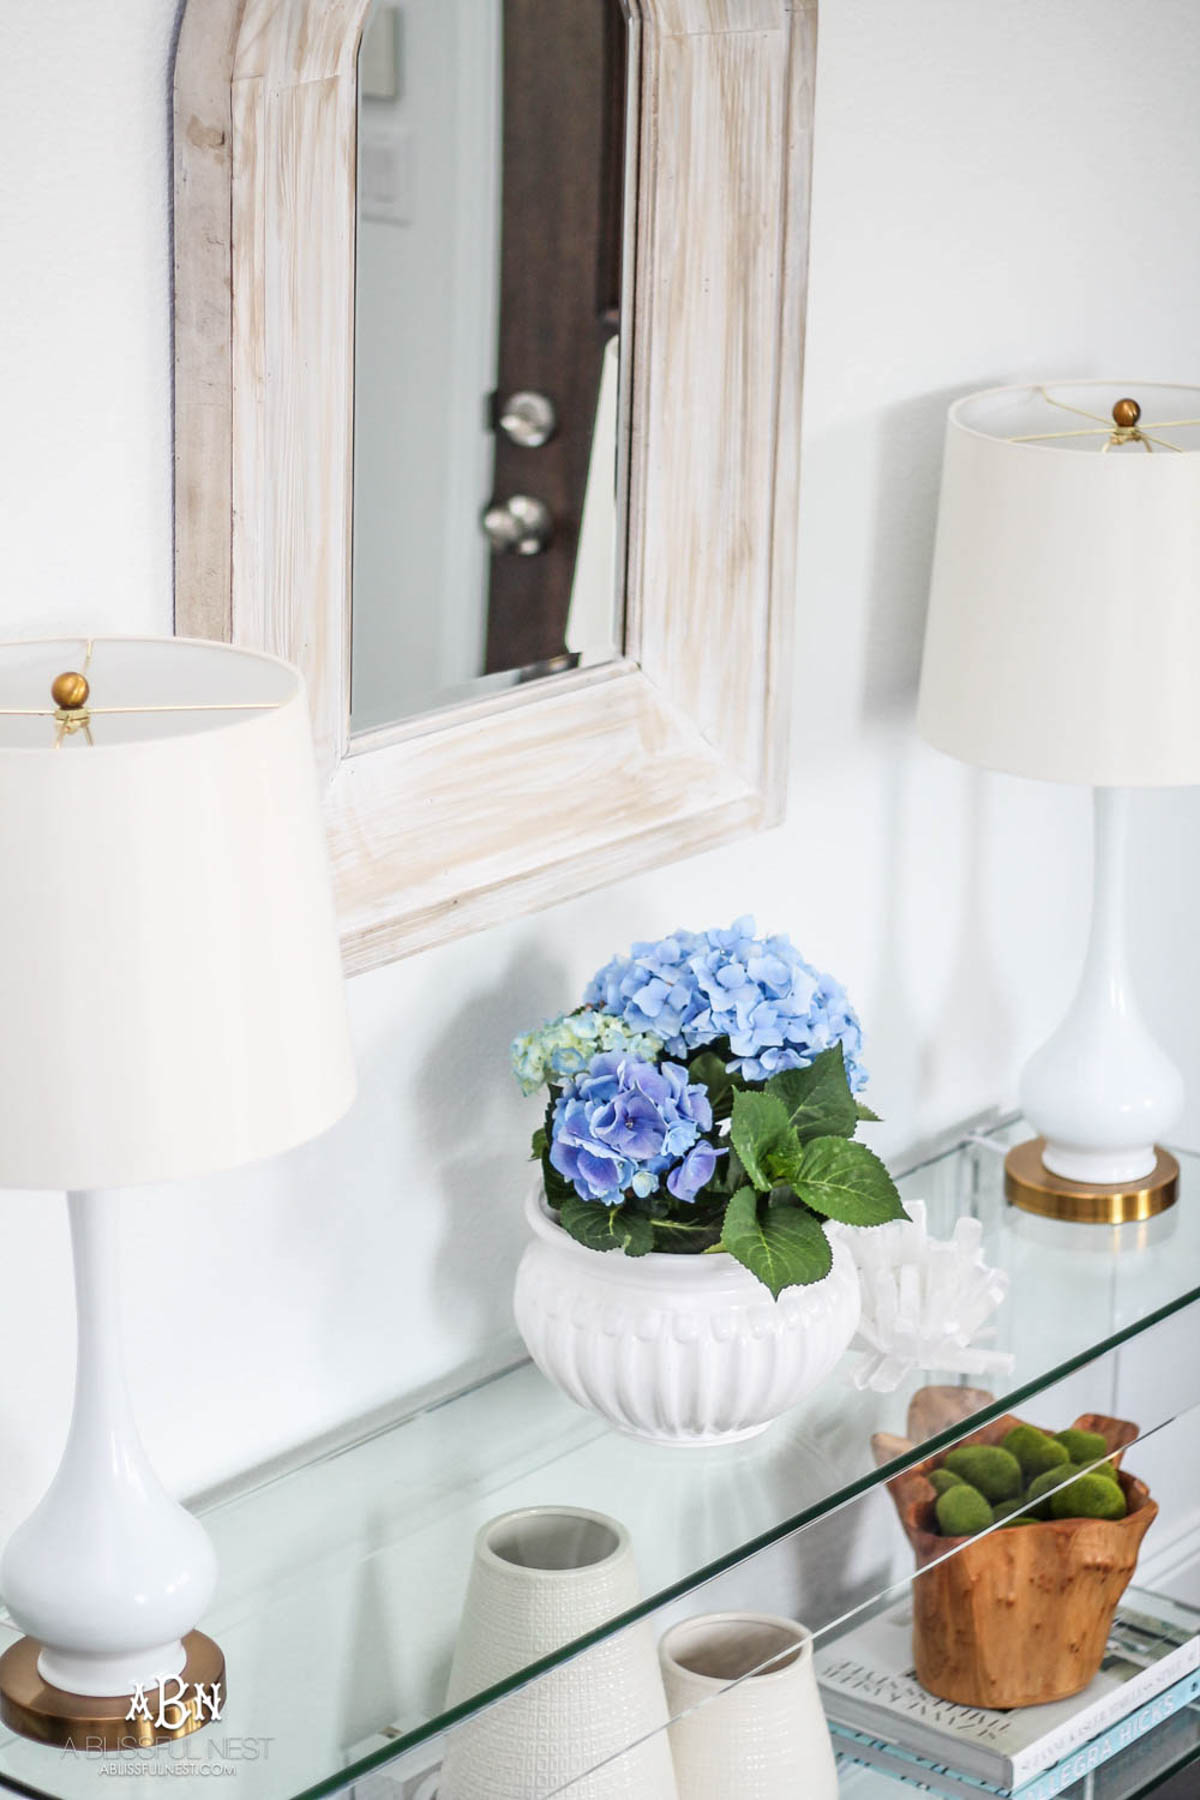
173,0,816,974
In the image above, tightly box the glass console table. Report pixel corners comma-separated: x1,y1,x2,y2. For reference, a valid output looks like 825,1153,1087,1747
2,1116,1200,1800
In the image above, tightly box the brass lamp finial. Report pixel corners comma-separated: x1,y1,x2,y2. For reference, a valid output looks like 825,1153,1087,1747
1112,397,1141,429
51,671,90,711
50,670,94,746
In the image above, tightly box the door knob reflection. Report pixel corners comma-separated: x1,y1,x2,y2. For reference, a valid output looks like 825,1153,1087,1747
482,495,553,556
498,391,558,449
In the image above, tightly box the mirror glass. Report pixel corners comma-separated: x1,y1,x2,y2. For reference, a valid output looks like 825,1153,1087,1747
351,0,629,735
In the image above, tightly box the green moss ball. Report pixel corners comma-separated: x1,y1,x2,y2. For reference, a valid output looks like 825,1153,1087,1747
1000,1515,1036,1528
1024,1464,1081,1519
1003,1425,1070,1479
936,1485,995,1537
1027,1465,1080,1500
929,1469,965,1496
943,1444,1024,1502
1055,1428,1110,1467
1050,1473,1128,1521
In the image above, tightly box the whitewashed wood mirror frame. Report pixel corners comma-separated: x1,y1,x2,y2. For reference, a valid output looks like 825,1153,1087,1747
173,0,817,974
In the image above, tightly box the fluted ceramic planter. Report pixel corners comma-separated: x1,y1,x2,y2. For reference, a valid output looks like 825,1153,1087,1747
514,1189,861,1446
659,1612,839,1800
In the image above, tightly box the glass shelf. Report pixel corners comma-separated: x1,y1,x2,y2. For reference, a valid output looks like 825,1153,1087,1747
832,1552,1200,1798
836,1699,1200,1800
1,1116,1199,1800
372,1384,1200,1799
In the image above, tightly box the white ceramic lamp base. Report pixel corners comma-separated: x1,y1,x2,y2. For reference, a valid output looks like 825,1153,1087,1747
0,638,354,1744
1013,788,1182,1221
0,1191,220,1736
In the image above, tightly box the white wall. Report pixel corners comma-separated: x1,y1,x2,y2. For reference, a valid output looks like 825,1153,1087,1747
0,0,1198,1537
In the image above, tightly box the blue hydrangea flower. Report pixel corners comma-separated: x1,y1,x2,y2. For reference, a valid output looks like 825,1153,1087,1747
511,1009,665,1096
667,1141,720,1203
584,916,867,1090
550,1053,719,1204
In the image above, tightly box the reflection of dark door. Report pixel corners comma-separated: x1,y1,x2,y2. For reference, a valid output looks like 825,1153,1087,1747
483,0,626,676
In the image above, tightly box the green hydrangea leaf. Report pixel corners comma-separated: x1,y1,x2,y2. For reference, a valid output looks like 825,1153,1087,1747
704,1147,737,1196
855,1099,882,1123
537,1095,574,1206
764,1045,857,1143
688,1051,742,1121
560,1196,655,1256
540,1147,575,1208
789,1137,907,1226
531,1126,549,1159
650,1213,725,1253
720,1187,833,1297
730,1092,799,1192
688,1049,729,1087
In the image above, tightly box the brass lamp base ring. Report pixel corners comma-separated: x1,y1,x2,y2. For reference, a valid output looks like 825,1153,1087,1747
1005,1138,1179,1224
0,1632,225,1750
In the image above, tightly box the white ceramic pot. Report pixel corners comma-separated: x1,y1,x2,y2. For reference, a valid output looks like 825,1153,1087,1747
513,1190,861,1446
440,1507,678,1800
659,1612,839,1800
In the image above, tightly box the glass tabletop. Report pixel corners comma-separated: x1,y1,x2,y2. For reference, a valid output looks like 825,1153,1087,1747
1,1116,1199,1800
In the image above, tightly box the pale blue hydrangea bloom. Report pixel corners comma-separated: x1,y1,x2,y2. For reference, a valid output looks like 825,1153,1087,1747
511,1008,664,1096
584,916,867,1089
550,1053,719,1204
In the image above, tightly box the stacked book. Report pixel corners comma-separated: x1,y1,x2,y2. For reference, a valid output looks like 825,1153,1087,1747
815,1588,1200,1799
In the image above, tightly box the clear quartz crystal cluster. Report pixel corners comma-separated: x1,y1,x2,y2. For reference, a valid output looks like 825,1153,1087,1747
849,1200,1013,1393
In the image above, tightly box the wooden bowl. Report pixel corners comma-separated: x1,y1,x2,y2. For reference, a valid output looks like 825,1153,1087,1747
885,1410,1157,1710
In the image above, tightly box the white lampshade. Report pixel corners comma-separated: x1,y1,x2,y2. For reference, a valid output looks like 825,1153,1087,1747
918,381,1200,786
0,637,355,1190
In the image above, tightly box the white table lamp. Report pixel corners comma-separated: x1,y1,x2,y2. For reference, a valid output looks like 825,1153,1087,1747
919,381,1200,1222
0,637,355,1746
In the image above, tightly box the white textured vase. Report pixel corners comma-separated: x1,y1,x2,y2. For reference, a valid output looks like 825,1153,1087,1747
514,1190,861,1446
440,1507,677,1800
659,1613,838,1800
